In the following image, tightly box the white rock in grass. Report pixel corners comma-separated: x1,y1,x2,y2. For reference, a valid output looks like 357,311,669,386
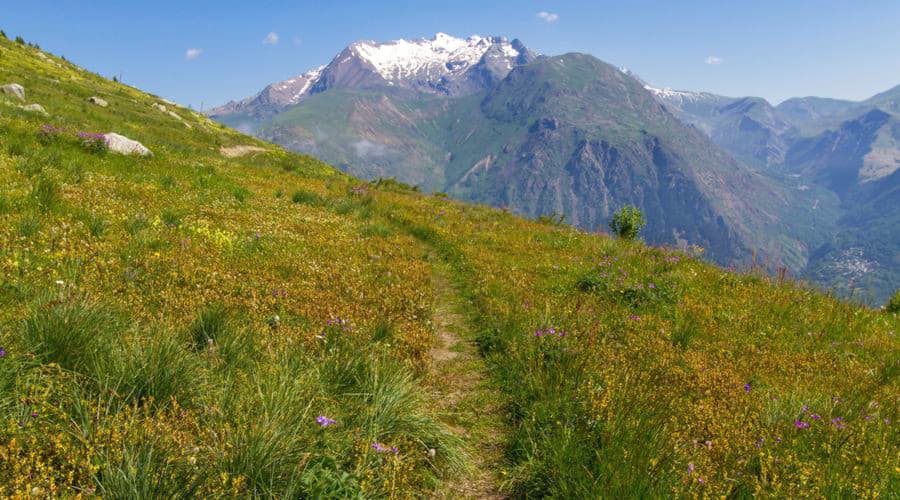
21,103,48,115
167,110,192,128
88,96,108,107
1,83,25,101
151,103,167,112
104,133,152,156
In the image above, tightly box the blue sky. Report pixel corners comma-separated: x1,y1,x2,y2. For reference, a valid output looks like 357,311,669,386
4,1,899,108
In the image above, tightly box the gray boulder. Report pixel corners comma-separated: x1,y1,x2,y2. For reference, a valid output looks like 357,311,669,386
21,103,48,116
151,103,167,113
88,96,109,107
1,83,25,101
104,133,152,156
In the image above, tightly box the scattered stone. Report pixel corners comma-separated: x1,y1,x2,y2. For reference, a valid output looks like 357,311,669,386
21,103,48,115
151,103,167,113
1,83,25,101
36,52,48,60
220,145,268,158
104,133,152,156
88,96,108,107
166,110,192,129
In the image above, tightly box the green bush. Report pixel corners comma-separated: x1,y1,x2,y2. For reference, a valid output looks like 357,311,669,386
609,205,646,240
291,189,327,207
887,290,900,314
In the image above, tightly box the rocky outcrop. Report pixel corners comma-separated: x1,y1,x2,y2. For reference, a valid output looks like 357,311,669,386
88,96,108,107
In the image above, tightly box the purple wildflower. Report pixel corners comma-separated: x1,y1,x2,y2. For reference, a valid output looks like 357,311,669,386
77,131,105,140
864,415,873,420
0,347,6,358
316,416,336,427
30,412,38,418
687,463,695,473
372,442,398,454
794,420,810,429
743,382,751,393
648,283,657,289
697,478,705,483
801,405,809,412
810,414,821,420
628,315,641,321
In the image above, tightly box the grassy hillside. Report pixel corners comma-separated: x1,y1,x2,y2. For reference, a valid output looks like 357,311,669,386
0,33,898,498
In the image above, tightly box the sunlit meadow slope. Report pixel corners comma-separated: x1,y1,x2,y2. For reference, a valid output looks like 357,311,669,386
0,33,897,498
0,34,463,497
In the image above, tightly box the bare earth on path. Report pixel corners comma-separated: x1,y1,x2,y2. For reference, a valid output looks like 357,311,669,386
428,260,508,499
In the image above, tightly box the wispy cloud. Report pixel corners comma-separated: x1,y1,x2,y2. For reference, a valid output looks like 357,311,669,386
263,32,280,45
536,11,559,23
292,36,303,46
185,48,203,60
705,55,723,65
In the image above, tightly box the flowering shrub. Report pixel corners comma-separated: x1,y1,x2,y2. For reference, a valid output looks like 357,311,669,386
77,131,107,154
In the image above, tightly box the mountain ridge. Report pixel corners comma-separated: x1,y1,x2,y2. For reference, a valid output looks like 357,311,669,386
207,34,899,302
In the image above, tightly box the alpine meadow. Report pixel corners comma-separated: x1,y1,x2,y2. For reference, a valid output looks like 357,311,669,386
1,8,899,500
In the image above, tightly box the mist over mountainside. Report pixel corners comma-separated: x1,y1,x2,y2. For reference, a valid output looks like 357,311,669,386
208,33,899,302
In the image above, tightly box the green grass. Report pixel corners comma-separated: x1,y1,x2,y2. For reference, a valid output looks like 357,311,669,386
0,30,896,498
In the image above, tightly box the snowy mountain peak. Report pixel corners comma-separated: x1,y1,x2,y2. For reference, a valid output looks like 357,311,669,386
207,33,538,118
348,33,524,82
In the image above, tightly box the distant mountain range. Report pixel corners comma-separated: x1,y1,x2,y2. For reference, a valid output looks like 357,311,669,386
208,33,900,303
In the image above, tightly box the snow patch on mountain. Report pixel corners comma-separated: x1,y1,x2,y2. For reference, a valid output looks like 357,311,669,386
644,84,709,103
351,33,522,81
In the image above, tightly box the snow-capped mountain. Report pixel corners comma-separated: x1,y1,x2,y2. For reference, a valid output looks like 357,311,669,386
208,33,537,118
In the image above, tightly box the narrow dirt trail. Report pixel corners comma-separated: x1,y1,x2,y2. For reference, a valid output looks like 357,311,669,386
428,260,508,499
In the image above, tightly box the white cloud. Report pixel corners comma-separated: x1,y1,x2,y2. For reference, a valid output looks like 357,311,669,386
705,55,723,65
185,48,202,60
536,11,559,23
263,32,280,45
